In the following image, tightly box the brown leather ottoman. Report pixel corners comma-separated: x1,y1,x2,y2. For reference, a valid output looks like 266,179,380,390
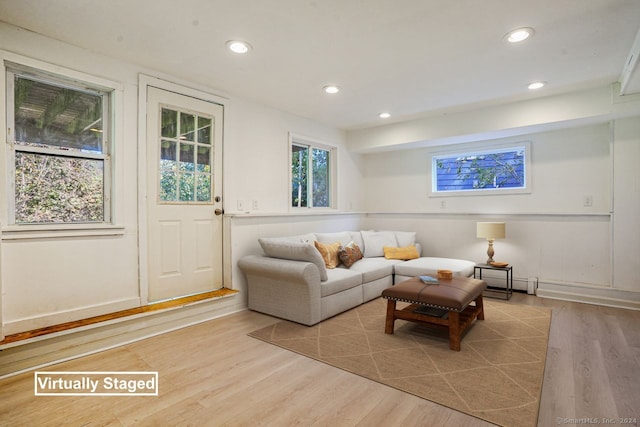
381,276,487,351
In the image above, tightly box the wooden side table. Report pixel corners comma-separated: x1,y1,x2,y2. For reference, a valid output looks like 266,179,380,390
474,264,513,300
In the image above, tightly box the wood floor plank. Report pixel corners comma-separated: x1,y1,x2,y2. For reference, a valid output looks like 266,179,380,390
0,295,638,427
595,312,640,419
537,305,576,425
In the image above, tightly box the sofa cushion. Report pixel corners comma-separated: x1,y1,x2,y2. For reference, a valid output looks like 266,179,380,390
321,268,362,297
361,230,398,258
349,232,365,251
393,257,475,278
383,245,420,260
338,241,364,268
394,231,417,247
259,237,328,281
348,257,401,282
315,241,341,269
315,232,351,245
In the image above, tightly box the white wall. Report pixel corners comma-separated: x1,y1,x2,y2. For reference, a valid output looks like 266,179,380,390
0,23,143,334
223,97,364,214
0,21,364,334
363,124,611,214
360,121,640,308
612,117,640,291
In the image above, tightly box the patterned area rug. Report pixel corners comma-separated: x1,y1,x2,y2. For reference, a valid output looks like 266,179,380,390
249,297,551,427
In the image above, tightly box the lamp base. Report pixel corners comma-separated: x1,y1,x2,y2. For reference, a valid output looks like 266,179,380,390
486,239,495,264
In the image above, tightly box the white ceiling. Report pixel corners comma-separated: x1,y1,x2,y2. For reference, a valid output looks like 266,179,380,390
1,0,639,131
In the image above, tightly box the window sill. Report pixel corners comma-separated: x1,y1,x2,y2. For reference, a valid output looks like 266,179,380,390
1,224,126,240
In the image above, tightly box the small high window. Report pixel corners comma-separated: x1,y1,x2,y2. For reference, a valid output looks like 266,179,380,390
290,134,336,209
431,143,530,195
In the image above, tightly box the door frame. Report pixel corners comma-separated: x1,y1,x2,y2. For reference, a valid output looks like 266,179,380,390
137,75,229,305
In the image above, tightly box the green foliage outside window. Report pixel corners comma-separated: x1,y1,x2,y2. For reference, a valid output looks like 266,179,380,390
291,145,308,207
312,148,329,207
15,153,104,223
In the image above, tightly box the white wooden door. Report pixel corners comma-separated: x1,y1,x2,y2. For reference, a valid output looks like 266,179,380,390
146,87,223,302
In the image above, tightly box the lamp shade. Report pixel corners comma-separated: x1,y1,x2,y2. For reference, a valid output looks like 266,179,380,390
476,222,506,239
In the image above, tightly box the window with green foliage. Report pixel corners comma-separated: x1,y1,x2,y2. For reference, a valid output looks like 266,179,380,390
291,137,335,208
158,107,213,203
8,66,111,224
431,144,530,194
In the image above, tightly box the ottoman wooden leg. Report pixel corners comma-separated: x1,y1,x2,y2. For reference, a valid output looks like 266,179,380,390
448,311,461,351
384,299,397,334
476,295,485,320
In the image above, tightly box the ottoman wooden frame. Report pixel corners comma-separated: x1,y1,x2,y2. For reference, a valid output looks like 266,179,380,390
382,276,487,351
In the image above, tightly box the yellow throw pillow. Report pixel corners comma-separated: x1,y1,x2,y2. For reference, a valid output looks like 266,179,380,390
383,245,419,260
314,241,342,268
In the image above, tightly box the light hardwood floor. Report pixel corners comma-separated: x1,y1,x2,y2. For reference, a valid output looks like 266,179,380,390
0,293,638,426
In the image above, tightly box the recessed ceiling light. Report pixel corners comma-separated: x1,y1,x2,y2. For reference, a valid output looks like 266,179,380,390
528,81,546,90
226,40,252,54
505,27,534,43
379,112,391,119
323,85,340,94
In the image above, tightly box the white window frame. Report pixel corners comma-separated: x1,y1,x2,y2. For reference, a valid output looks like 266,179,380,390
288,132,337,210
1,52,124,238
428,141,532,197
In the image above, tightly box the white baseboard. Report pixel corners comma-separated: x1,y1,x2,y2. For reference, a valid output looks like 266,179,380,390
0,294,244,379
536,280,640,310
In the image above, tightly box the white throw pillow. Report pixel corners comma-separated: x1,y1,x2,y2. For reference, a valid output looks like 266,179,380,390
393,231,417,248
349,231,365,252
361,230,398,258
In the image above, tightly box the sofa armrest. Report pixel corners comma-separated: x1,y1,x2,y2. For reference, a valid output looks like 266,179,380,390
239,255,322,283
238,255,322,325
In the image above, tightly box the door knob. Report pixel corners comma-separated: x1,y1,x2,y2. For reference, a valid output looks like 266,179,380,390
214,208,224,216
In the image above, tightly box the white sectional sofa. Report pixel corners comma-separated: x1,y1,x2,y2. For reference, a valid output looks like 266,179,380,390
238,230,475,326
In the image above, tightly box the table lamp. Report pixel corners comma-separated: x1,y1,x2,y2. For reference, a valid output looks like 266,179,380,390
476,222,506,264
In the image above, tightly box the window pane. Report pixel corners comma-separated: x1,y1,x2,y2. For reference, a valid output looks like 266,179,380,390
179,143,195,171
196,174,211,202
15,152,104,223
180,112,195,141
161,108,177,138
197,146,211,172
159,140,177,201
160,139,177,164
198,116,211,144
291,145,308,207
179,173,195,201
312,148,329,207
14,76,104,152
160,171,177,201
